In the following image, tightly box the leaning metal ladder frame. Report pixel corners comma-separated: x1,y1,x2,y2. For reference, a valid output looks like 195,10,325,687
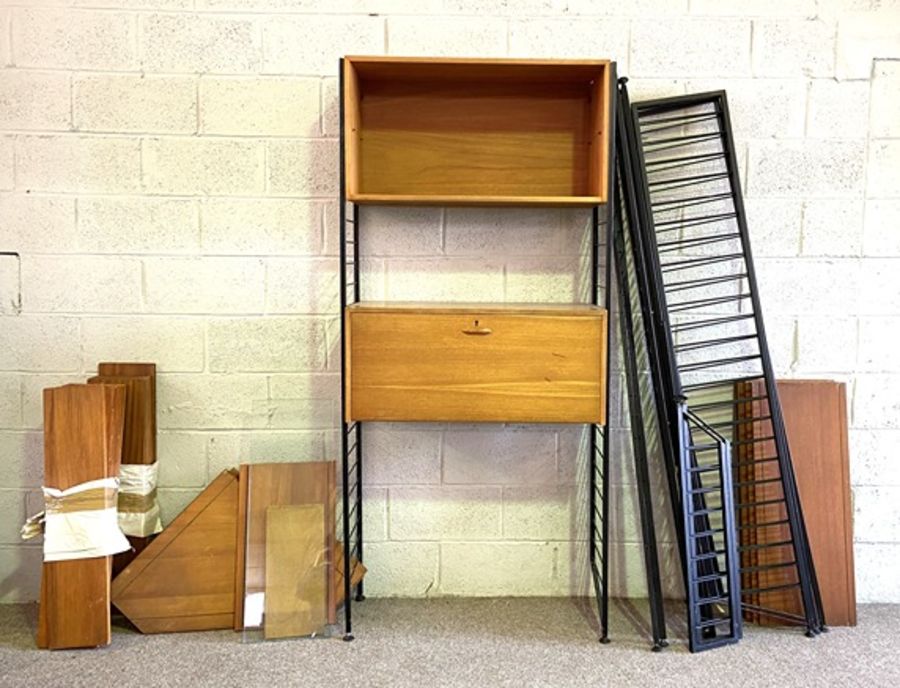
338,58,618,642
617,78,741,652
627,90,825,635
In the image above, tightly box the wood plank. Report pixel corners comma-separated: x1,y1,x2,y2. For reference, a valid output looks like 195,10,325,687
97,363,156,462
38,383,126,649
777,380,856,626
233,464,249,631
240,462,337,630
111,470,238,633
333,542,366,608
347,308,606,424
347,194,605,207
264,505,328,639
735,379,856,626
95,363,157,574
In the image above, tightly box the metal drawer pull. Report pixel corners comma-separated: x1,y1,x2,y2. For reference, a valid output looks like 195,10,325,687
462,327,492,336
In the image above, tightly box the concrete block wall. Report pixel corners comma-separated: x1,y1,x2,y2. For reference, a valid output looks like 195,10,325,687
0,0,898,603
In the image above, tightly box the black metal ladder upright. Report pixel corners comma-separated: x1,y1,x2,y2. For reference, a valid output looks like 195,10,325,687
616,79,743,653
625,88,825,636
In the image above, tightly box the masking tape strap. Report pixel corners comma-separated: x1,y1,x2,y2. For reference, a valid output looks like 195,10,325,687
38,477,131,562
117,463,163,538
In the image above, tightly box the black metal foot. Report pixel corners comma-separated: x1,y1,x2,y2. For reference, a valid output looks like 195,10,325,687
651,642,665,653
659,639,669,648
599,636,611,645
805,628,816,638
820,625,830,633
355,593,366,602
342,633,355,642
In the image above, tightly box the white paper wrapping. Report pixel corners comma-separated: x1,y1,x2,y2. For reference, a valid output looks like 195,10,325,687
40,478,131,562
117,462,163,538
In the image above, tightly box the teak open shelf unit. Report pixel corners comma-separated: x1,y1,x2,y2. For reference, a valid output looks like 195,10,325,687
343,56,611,206
338,56,617,641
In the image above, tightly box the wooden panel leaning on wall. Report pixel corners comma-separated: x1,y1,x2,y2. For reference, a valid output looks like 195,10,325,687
37,383,126,649
111,470,239,633
736,379,856,626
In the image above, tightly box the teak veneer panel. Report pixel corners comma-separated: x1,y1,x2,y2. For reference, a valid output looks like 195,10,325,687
346,304,607,423
343,56,610,205
236,462,337,632
736,379,856,626
111,470,238,633
37,383,125,650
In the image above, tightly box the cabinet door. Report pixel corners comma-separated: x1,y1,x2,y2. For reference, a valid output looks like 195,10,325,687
347,309,606,424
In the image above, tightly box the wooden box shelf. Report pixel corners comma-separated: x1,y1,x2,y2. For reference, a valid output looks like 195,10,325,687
345,303,607,424
343,56,611,206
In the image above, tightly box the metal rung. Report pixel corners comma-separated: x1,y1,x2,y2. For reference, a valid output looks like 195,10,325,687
689,485,724,497
742,582,800,596
735,497,785,510
683,374,764,392
730,437,777,449
667,275,748,296
689,394,767,411
734,476,783,489
695,594,731,607
739,539,793,552
675,333,757,353
344,422,358,434
645,152,726,174
661,252,746,273
740,603,806,625
696,617,732,630
733,455,781,468
641,131,721,149
743,560,797,574
691,506,725,517
656,211,736,229
670,294,751,314
652,191,731,210
346,441,358,456
689,463,720,474
691,549,726,563
640,112,720,133
679,352,761,372
649,173,731,195
696,572,727,585
671,313,756,333
704,415,771,431
658,232,742,254
694,527,726,539
738,518,790,530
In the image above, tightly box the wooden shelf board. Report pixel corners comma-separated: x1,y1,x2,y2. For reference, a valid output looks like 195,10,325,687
348,193,605,207
346,302,606,317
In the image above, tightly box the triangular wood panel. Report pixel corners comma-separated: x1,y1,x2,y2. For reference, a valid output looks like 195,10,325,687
111,470,238,633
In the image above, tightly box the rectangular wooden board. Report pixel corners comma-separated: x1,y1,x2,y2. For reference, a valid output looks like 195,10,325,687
344,56,611,205
736,379,856,626
346,303,607,423
37,383,125,649
264,505,328,639
237,462,337,631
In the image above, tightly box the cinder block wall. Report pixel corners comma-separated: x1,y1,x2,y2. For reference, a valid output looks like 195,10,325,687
1,0,898,603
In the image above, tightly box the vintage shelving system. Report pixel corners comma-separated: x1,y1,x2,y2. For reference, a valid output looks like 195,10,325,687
336,56,618,642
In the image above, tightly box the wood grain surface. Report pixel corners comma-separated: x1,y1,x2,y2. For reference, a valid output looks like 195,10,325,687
37,383,125,649
344,56,610,205
736,379,856,626
111,470,238,633
237,462,337,632
346,305,607,423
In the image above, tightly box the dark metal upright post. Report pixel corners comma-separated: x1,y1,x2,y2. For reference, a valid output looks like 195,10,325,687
352,203,365,603
338,58,354,641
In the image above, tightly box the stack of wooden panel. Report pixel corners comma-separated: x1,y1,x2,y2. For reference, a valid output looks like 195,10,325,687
87,362,159,574
112,461,364,638
37,383,127,649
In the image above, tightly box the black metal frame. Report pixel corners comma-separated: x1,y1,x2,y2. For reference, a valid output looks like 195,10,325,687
338,60,364,641
624,88,824,637
337,58,619,643
617,78,743,653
